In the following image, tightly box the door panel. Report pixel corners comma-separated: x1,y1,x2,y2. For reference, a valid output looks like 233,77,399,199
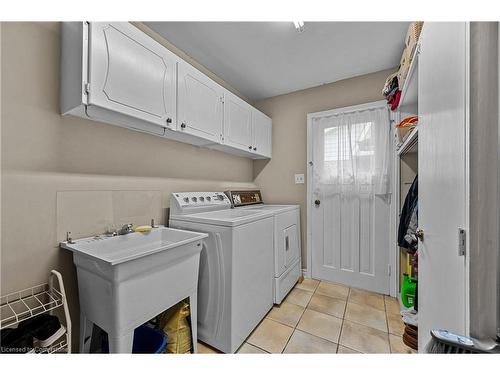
88,22,176,132
177,62,224,142
252,110,272,158
223,92,252,151
418,22,467,351
312,193,390,293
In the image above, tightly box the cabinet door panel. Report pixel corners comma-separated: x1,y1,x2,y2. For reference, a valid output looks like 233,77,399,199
88,22,176,132
177,62,223,142
223,92,252,151
418,22,467,351
252,110,272,158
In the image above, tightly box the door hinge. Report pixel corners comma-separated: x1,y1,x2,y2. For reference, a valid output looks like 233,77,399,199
458,228,466,256
84,82,90,95
220,96,224,104
388,264,392,276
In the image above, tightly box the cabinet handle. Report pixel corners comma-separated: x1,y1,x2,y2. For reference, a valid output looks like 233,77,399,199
181,123,186,129
285,235,289,251
253,147,257,151
166,118,172,124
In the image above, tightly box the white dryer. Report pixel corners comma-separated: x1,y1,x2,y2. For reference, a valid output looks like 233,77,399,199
225,190,302,304
169,192,274,353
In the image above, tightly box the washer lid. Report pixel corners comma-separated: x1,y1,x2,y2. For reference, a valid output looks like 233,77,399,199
170,208,273,227
241,204,300,214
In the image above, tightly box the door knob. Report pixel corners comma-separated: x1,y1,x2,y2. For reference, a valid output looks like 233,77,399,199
416,228,424,241
166,118,172,124
180,122,186,129
253,147,257,151
248,145,252,150
314,199,320,206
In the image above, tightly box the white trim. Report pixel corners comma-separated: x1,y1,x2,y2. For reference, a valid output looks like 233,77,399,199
390,110,401,298
306,100,394,295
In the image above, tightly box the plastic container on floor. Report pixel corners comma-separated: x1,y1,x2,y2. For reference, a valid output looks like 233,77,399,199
102,325,167,354
401,273,417,308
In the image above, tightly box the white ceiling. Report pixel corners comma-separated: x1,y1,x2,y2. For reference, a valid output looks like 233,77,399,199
145,22,409,101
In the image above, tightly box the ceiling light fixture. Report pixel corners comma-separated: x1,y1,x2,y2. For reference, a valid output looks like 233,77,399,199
293,21,305,33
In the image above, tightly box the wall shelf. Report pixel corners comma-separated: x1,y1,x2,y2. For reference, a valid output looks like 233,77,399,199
397,127,418,155
398,46,419,113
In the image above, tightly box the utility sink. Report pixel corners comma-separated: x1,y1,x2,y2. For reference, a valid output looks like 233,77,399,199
61,226,207,265
61,226,208,353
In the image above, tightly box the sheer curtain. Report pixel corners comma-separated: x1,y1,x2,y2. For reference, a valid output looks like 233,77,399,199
312,106,391,199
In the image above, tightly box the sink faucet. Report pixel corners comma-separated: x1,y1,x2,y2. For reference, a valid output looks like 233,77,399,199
118,224,134,235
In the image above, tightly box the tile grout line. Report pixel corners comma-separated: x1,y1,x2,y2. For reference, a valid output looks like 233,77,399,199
384,294,393,353
281,281,317,353
336,287,350,353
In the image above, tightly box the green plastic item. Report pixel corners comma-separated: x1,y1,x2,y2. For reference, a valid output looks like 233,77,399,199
401,273,417,308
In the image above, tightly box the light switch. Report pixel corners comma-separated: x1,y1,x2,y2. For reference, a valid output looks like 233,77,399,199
294,174,305,184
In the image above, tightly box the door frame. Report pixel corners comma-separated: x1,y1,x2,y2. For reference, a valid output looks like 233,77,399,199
306,100,397,295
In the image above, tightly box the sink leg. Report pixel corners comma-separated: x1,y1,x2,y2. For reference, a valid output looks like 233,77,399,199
189,292,198,353
79,312,93,353
108,331,134,353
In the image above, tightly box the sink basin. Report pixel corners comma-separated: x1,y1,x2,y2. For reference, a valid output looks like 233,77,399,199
61,227,207,265
61,226,208,353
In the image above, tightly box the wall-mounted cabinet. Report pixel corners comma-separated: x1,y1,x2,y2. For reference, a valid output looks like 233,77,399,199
223,91,253,151
252,109,272,158
177,61,224,143
60,22,272,159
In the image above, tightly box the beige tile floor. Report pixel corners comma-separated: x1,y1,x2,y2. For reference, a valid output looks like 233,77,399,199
197,279,417,354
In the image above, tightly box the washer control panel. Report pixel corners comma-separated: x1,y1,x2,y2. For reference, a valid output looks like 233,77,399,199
171,192,230,208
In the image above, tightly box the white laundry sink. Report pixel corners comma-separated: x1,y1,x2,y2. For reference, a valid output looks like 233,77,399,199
61,226,208,353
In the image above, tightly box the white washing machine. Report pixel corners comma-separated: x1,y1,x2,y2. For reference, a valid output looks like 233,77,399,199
225,190,302,304
169,192,274,353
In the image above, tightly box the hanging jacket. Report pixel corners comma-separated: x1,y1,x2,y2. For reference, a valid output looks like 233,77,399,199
398,175,418,250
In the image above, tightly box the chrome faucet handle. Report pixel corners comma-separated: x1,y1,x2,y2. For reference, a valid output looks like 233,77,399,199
118,223,134,235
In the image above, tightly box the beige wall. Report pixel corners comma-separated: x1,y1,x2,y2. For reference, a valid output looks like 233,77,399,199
253,68,394,269
0,22,255,349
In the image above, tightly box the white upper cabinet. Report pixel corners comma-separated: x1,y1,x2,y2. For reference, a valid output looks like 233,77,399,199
87,22,177,134
61,22,272,159
223,91,253,152
252,110,272,158
177,61,224,143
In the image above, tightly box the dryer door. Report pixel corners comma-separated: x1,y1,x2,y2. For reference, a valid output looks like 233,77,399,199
284,224,299,268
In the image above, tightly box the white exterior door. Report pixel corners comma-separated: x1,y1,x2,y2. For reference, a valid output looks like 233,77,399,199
417,22,468,351
308,103,391,294
88,22,177,134
252,110,272,158
177,61,224,143
223,91,252,151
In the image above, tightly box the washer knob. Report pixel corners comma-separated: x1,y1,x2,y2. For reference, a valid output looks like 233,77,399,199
206,196,211,201
217,194,225,201
191,197,197,202
199,196,205,202
183,197,189,203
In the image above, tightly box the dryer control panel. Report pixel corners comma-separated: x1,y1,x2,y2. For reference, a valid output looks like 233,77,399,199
225,190,263,207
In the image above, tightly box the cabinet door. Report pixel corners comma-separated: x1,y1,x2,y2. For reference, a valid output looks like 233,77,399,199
252,110,272,158
88,22,177,134
177,62,224,143
418,22,468,351
223,91,252,151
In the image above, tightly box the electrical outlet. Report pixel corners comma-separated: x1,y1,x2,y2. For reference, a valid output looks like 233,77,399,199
294,174,305,184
